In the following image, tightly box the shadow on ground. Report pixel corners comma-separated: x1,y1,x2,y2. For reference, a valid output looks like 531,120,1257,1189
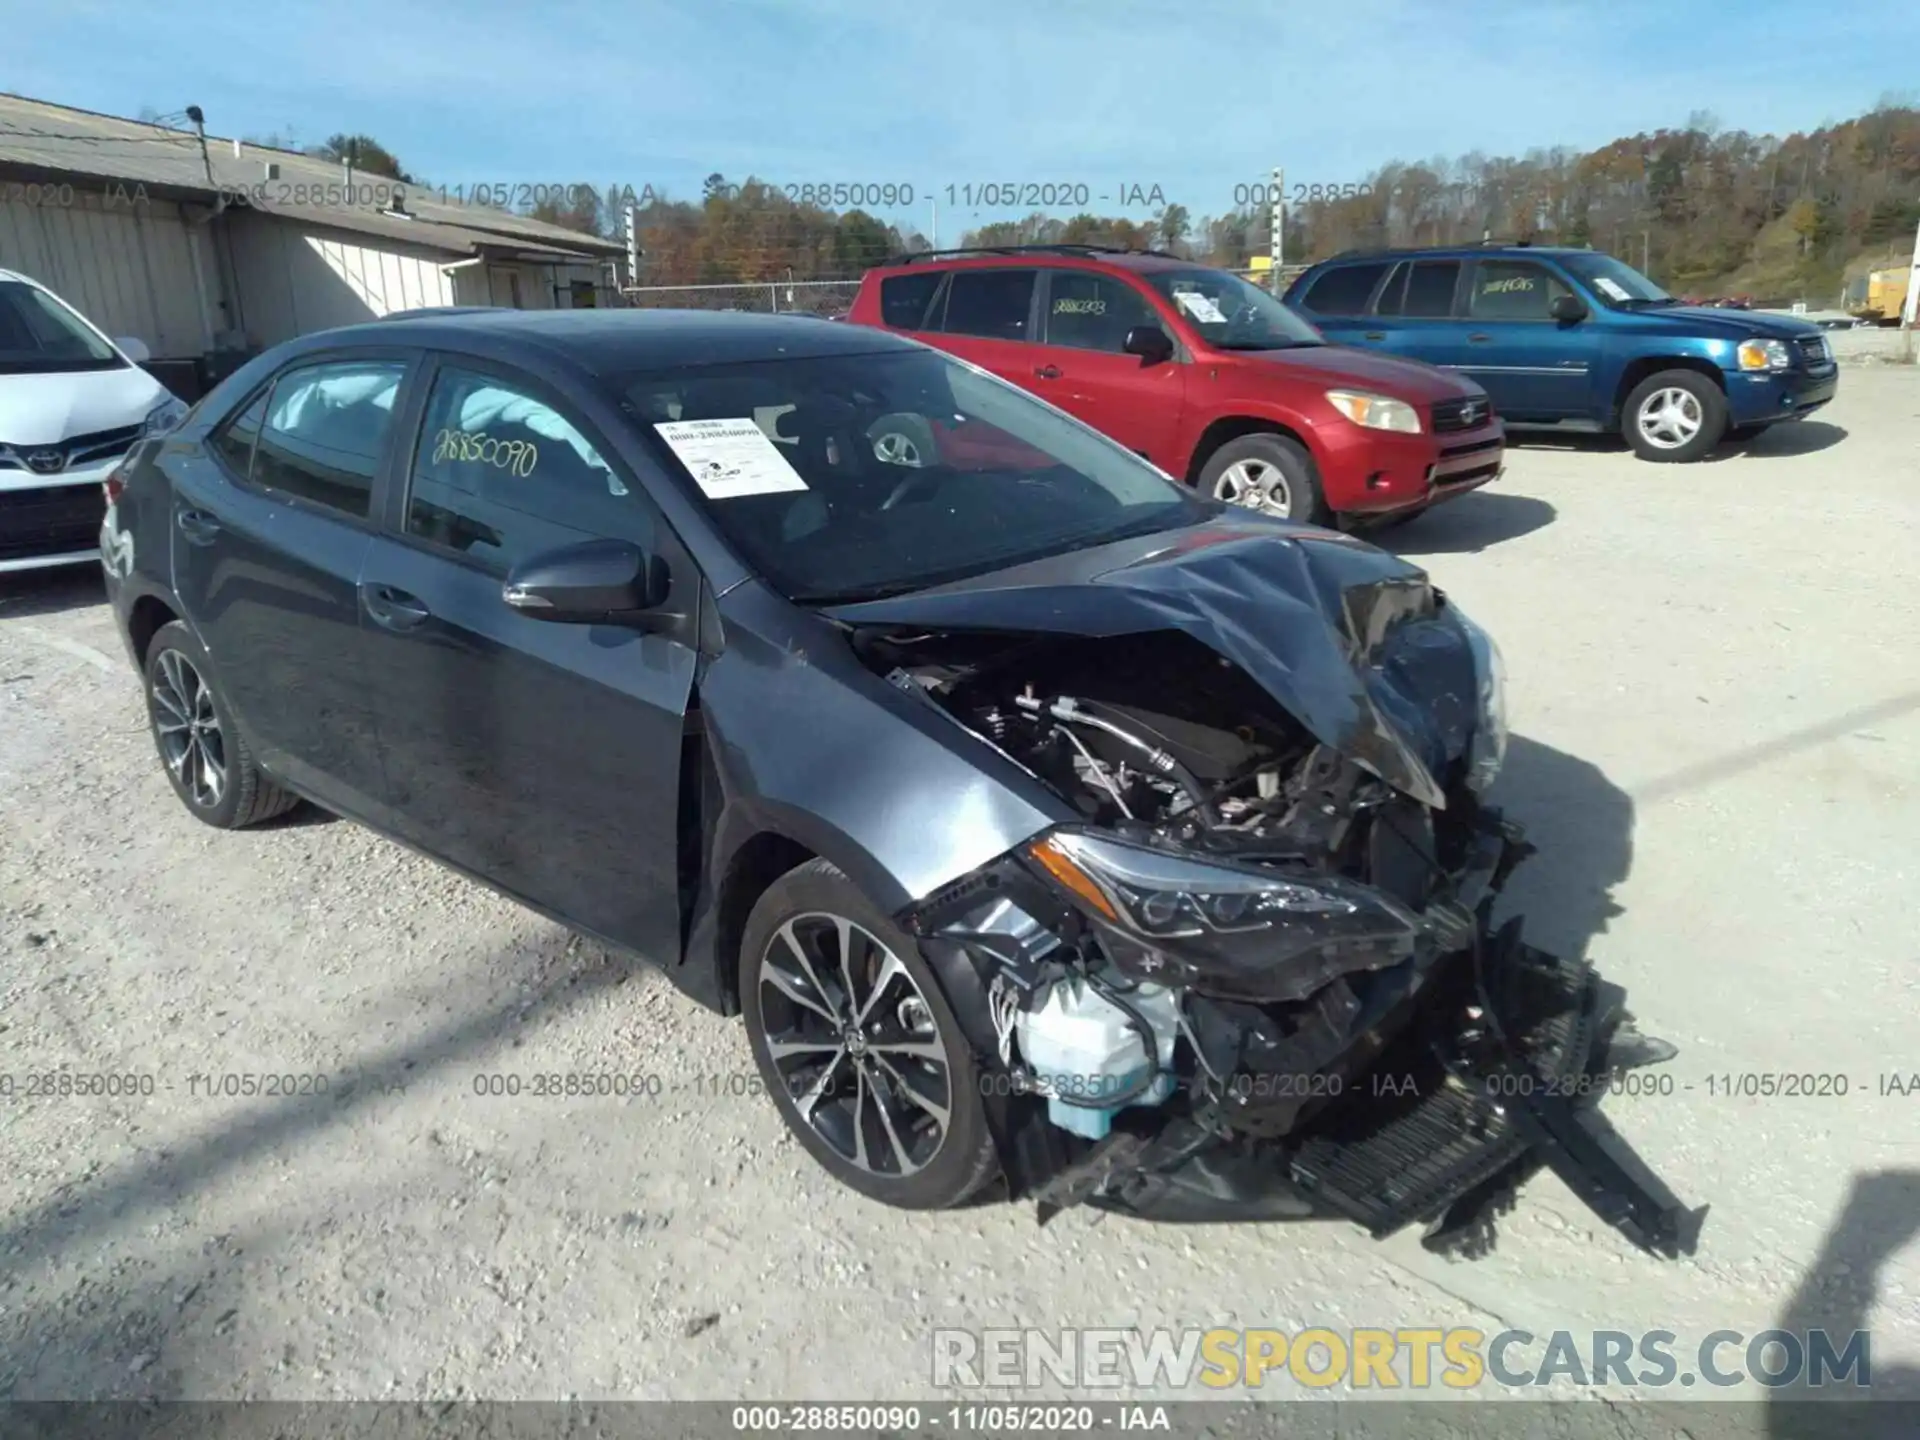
1488,733,1634,964
1766,1170,1920,1434
1503,420,1847,462
0,567,106,620
0,933,666,1401
1377,493,1557,556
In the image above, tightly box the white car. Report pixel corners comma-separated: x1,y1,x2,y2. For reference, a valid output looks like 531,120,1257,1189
0,269,187,573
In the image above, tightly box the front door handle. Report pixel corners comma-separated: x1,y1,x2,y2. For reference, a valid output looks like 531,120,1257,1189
362,583,431,631
1362,331,1386,341
1033,364,1062,379
1467,333,1493,343
176,508,221,544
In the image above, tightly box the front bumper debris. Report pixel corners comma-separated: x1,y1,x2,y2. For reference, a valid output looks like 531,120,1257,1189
918,807,1704,1259
1030,920,1703,1258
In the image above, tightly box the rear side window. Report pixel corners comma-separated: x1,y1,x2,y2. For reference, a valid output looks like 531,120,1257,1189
1043,271,1156,352
939,269,1037,341
1401,261,1462,318
405,364,654,572
212,390,268,479
1299,262,1389,315
250,360,406,518
879,272,943,330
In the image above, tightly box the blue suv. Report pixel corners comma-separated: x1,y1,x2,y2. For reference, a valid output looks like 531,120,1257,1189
1285,244,1839,463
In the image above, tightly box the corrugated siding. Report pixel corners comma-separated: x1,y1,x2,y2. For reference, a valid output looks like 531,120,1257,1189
226,210,456,347
0,189,210,358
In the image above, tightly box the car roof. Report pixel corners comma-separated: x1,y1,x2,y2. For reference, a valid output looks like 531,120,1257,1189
312,307,921,372
1307,244,1594,268
871,248,1198,276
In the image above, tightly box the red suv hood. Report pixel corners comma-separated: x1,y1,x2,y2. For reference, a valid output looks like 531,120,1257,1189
1238,343,1483,403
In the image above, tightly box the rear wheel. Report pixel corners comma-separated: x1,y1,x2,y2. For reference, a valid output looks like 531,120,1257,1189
143,621,300,829
740,859,998,1209
1623,370,1727,463
1199,433,1329,525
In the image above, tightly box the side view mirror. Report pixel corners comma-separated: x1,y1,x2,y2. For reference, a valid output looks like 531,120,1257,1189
1123,325,1175,363
115,336,152,363
503,538,670,625
1550,294,1589,324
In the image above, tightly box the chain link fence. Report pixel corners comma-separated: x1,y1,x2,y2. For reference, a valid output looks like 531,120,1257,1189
617,280,862,317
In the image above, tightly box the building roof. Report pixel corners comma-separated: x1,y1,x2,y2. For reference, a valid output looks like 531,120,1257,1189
0,92,623,262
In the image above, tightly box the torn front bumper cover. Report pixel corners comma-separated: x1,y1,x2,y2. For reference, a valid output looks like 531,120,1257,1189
1043,921,1706,1259
916,813,1706,1260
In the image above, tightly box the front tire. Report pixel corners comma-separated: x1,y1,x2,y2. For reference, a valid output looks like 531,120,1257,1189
1623,370,1728,463
740,859,998,1209
1199,433,1329,525
143,621,300,829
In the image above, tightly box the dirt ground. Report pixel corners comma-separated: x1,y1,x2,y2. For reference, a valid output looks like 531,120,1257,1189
2,369,1916,1418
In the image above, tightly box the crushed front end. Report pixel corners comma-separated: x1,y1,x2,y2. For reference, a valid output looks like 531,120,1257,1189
854,565,1703,1258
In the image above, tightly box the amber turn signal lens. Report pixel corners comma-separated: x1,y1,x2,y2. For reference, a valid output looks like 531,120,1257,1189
1028,835,1119,921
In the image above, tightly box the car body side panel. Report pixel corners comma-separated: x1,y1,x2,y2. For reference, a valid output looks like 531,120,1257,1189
698,580,1074,912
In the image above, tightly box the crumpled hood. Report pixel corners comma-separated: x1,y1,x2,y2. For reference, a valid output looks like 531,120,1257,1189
826,514,1482,808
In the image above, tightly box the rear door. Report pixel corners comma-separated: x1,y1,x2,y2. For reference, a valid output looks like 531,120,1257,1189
922,266,1043,387
1456,258,1596,419
1290,260,1394,344
1031,268,1186,467
168,353,413,820
1362,258,1468,370
356,355,696,964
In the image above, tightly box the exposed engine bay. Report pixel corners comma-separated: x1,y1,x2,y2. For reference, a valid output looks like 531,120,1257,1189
848,623,1705,1258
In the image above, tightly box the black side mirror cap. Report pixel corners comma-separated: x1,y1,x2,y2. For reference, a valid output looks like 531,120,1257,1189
1551,294,1589,323
503,538,670,625
1123,324,1175,363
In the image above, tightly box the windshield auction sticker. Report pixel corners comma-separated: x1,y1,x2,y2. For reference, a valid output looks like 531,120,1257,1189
654,418,809,499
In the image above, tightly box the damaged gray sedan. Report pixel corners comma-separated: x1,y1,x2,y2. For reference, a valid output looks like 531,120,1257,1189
106,311,1701,1258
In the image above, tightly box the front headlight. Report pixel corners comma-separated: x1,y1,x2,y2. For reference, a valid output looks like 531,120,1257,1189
1325,389,1422,434
142,396,189,437
1452,607,1508,792
1735,338,1792,371
1026,829,1422,1002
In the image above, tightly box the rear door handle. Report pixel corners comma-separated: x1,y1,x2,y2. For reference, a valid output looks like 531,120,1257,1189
362,583,431,631
1362,331,1386,341
1467,333,1493,343
176,508,221,544
1033,364,1062,379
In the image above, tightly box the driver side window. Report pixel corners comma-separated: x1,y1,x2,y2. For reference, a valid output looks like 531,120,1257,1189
1469,261,1572,321
404,364,656,572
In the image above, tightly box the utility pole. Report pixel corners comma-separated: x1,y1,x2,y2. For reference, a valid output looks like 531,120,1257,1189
184,104,216,190
624,202,640,291
1268,166,1284,295
1904,215,1920,330
1903,214,1919,362
930,195,938,252
1642,229,1651,275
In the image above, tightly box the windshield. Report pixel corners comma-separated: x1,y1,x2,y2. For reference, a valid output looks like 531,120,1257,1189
0,280,122,374
623,348,1208,604
1559,252,1675,308
1143,268,1324,350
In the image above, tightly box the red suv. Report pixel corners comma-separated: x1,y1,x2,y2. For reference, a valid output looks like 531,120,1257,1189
847,246,1504,527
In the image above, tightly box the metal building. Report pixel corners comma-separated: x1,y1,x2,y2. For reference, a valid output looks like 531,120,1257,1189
0,93,624,395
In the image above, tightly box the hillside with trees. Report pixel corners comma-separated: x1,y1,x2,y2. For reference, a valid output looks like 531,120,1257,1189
272,102,1920,304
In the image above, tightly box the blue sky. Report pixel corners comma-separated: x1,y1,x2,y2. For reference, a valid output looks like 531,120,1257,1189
5,0,1917,237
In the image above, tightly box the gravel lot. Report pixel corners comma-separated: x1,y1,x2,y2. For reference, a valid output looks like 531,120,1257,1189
2,370,1917,1418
